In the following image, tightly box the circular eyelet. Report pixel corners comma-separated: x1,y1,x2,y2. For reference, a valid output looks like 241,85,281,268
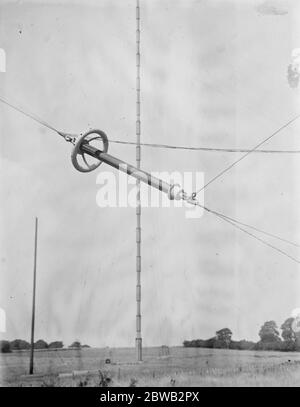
71,129,109,173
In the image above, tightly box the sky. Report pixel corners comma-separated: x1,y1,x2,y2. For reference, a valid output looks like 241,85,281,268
0,0,300,349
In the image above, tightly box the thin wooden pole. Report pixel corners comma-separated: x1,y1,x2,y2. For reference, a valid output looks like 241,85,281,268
29,217,38,374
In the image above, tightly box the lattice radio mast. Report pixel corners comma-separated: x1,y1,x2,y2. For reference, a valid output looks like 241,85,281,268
135,0,142,362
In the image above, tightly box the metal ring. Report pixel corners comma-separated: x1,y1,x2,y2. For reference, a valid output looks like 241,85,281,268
71,129,109,173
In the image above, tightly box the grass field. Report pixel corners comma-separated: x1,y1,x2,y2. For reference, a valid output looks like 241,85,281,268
1,347,300,387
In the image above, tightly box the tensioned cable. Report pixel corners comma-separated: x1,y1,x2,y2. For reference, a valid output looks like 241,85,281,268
109,139,300,154
0,95,60,133
200,206,300,248
185,198,300,265
192,113,300,197
216,212,300,264
1,95,300,154
0,95,76,142
216,213,300,264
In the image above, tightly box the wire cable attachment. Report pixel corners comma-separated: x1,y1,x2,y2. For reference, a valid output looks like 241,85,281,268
57,131,77,145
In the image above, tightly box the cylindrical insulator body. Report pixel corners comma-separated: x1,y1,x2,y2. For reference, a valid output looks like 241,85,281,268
81,144,172,195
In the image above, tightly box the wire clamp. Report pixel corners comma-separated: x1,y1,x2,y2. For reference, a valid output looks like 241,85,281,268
57,131,77,145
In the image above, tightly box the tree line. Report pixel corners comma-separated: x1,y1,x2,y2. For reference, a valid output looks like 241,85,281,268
183,317,300,351
0,339,90,353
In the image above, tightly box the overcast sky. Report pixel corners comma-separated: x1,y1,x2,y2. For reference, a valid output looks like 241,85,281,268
0,0,300,349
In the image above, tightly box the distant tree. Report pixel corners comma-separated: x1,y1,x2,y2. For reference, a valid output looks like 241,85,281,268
213,339,225,349
281,318,296,343
229,340,239,350
194,339,206,348
34,339,48,349
216,328,232,348
292,315,300,334
82,344,90,348
183,338,215,348
280,341,296,351
69,341,81,349
296,333,300,351
10,339,30,350
254,341,283,351
204,337,216,348
259,321,281,343
238,340,256,350
48,341,63,349
229,340,256,350
289,313,300,350
0,340,11,353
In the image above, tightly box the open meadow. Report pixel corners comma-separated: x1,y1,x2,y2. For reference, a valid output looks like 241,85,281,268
1,347,300,387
